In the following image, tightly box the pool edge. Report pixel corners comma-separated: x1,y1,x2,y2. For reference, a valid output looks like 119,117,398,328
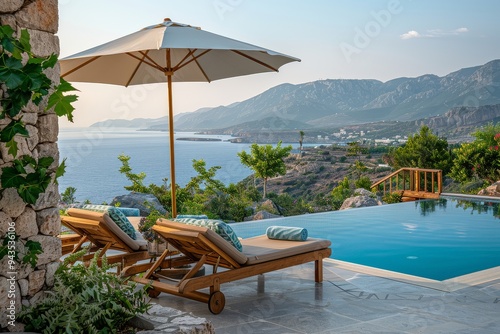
325,258,500,292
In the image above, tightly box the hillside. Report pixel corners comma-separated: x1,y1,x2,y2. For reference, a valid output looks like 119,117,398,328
90,59,500,139
172,59,500,130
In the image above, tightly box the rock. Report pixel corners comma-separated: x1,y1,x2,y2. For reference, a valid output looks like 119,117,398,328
353,188,373,196
36,208,60,236
0,13,16,28
18,279,28,297
25,124,39,151
477,181,500,197
29,290,49,306
138,304,215,333
0,212,12,236
258,199,281,215
15,207,38,238
14,0,58,33
0,188,26,218
37,113,59,143
0,135,31,162
20,111,38,125
26,28,60,57
340,195,379,210
32,181,59,211
28,270,45,296
245,210,283,221
0,0,24,13
110,192,167,217
44,261,59,287
27,235,61,266
36,142,59,171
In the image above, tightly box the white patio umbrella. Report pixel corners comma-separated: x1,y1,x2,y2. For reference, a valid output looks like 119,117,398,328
60,18,300,217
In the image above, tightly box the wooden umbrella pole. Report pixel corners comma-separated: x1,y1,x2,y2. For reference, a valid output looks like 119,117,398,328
166,50,177,218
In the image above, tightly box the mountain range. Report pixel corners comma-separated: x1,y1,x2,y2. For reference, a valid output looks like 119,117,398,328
90,59,500,134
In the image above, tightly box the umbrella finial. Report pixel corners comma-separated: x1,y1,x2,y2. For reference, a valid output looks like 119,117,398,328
164,18,171,22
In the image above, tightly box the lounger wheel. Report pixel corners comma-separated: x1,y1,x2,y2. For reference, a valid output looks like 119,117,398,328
208,291,225,314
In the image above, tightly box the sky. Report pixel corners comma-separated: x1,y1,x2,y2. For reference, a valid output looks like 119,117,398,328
57,0,500,128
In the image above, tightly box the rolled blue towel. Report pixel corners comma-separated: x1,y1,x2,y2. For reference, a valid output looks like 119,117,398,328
176,214,208,219
116,207,141,217
266,226,308,241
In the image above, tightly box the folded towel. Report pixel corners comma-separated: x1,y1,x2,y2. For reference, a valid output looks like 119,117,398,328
266,226,308,241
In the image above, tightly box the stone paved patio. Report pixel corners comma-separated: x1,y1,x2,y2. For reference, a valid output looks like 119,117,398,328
153,260,500,333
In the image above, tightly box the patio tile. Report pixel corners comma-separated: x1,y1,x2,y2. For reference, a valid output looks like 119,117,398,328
147,260,500,333
257,307,361,333
216,319,304,334
329,322,411,334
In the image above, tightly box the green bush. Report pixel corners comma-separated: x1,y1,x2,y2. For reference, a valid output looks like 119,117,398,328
355,176,372,190
19,251,151,333
382,192,403,204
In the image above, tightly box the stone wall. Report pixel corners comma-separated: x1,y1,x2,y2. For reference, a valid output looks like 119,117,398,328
0,0,61,331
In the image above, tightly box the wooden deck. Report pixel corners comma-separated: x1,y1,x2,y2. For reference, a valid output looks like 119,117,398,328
371,168,442,200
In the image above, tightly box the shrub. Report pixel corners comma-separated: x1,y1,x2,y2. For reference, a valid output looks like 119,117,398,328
355,176,372,190
382,192,403,204
19,250,151,333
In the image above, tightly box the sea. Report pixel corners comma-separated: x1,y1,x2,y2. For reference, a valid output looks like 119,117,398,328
58,128,255,204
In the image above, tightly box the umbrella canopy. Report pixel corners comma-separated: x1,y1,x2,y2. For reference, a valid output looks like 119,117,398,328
60,18,300,217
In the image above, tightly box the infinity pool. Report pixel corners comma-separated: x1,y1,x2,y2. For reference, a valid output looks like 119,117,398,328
231,196,500,281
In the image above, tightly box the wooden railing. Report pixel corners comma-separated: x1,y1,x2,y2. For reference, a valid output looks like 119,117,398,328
371,168,442,200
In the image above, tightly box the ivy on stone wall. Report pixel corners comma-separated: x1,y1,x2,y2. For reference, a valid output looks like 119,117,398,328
0,24,76,203
0,24,77,267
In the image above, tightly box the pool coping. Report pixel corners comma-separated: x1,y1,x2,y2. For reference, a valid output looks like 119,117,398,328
326,258,500,292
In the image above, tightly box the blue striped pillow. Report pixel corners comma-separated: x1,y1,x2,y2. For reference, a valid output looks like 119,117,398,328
82,204,137,240
174,218,242,252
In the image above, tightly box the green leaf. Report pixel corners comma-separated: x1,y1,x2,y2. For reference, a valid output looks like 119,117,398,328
55,159,67,183
0,57,25,89
23,240,43,268
38,156,54,169
3,89,32,117
6,139,19,158
0,25,14,39
23,67,47,92
45,78,79,122
18,183,43,205
42,53,58,69
0,119,29,142
19,29,31,53
0,166,25,188
21,155,37,166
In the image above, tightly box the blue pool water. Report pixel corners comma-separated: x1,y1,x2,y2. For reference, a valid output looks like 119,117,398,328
231,196,500,281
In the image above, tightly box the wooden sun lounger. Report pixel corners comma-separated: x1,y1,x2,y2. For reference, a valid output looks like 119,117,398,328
122,219,332,314
60,208,152,271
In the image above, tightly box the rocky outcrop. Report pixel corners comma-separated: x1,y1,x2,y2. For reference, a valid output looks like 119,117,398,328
111,192,167,216
340,189,380,210
245,210,283,221
478,181,500,197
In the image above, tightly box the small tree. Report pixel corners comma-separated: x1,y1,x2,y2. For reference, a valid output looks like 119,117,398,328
61,186,77,204
299,130,305,152
238,141,292,198
388,126,452,173
346,141,365,161
331,177,353,210
450,123,500,184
